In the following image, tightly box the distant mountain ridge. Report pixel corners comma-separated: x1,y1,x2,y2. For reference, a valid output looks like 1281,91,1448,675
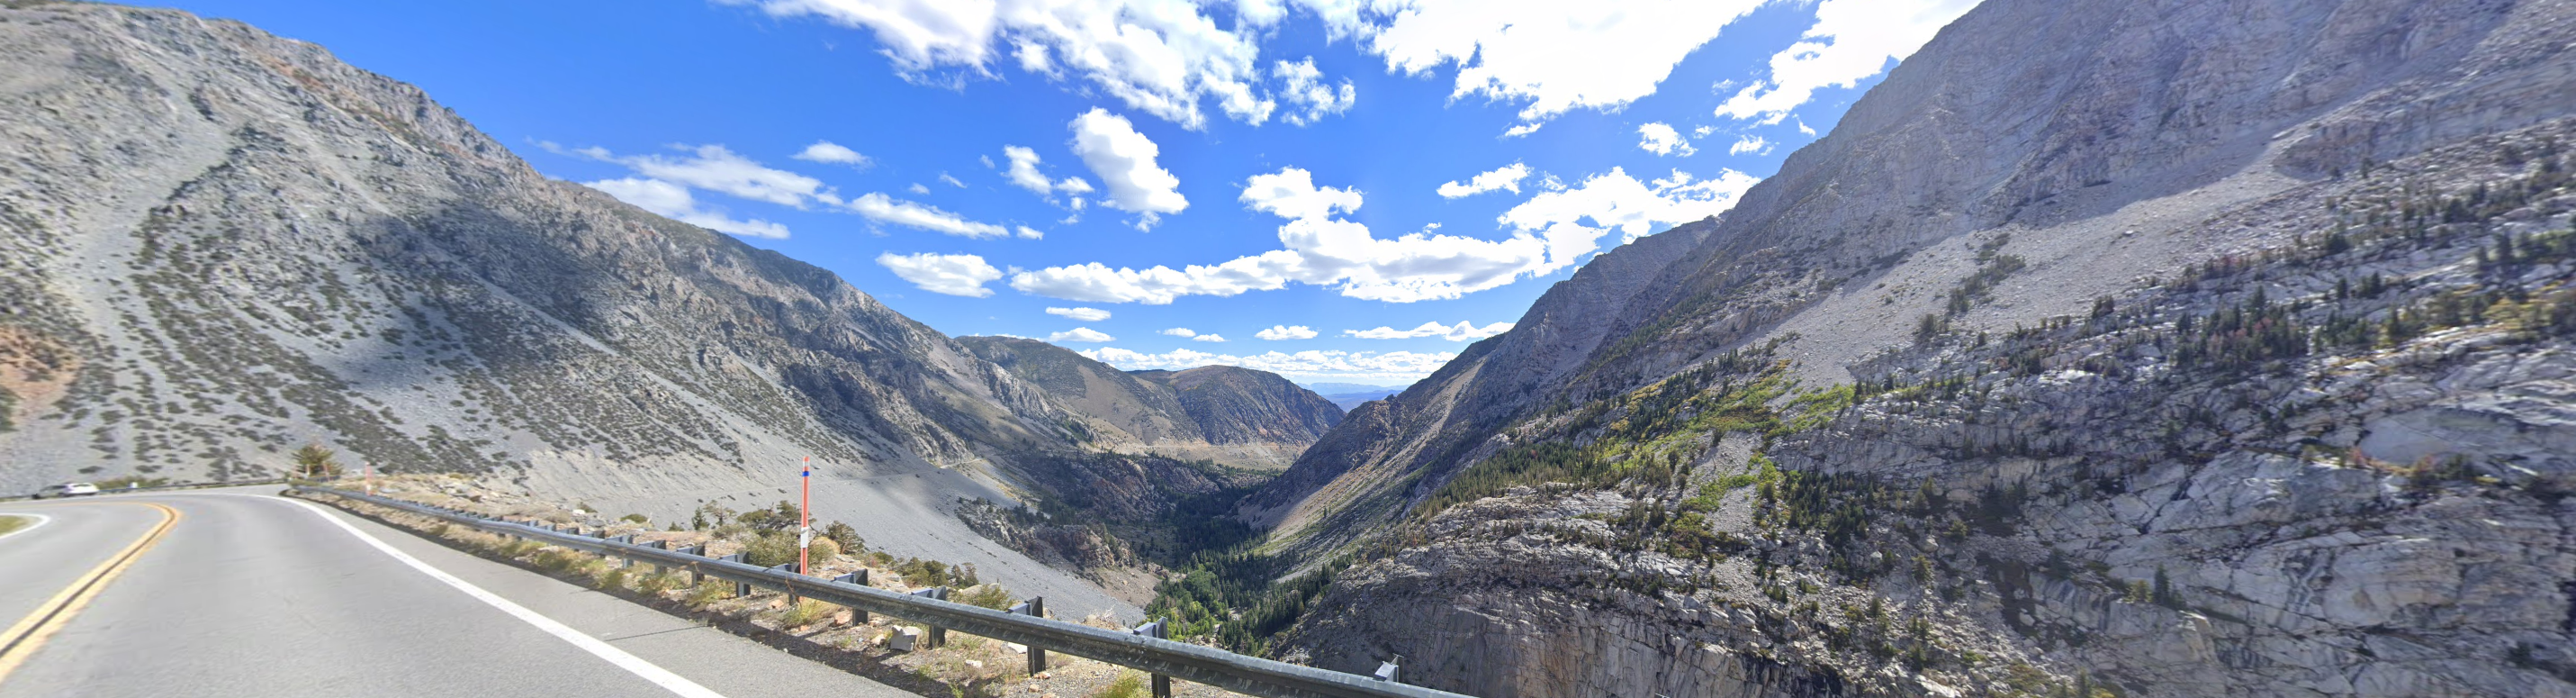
957,336,1339,469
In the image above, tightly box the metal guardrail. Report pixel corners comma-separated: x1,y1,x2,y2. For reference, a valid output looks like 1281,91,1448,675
295,486,1469,698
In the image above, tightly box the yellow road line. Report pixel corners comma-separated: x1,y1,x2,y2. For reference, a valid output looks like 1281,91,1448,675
0,502,180,684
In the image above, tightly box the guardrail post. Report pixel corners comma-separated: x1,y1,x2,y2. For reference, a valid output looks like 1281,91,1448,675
719,553,752,598
770,562,801,603
1010,597,1046,674
910,587,948,648
678,544,705,585
1133,620,1170,698
833,572,869,622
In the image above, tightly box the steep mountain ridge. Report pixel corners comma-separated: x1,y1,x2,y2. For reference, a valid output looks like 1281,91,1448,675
1233,0,2576,695
956,335,1342,468
1254,0,2576,565
0,1,1163,619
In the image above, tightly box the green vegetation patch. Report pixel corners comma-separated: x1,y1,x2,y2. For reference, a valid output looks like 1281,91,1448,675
1418,348,1844,518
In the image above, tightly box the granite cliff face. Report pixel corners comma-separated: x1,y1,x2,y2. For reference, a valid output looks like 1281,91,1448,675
1243,0,2576,696
956,336,1341,469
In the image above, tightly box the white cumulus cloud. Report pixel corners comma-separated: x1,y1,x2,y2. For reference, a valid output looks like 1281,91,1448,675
1437,163,1530,198
1501,122,1544,138
1046,306,1112,322
1048,327,1116,343
1637,122,1695,157
793,141,871,167
1160,327,1197,337
877,252,1004,297
1324,0,1769,122
1069,108,1188,228
1716,0,1980,124
1274,57,1355,126
1346,321,1514,340
1729,134,1770,155
725,0,1315,129
1002,145,1096,199
584,177,793,239
1079,347,1458,383
1192,333,1226,342
1256,324,1319,340
1500,167,1763,246
1010,166,1760,304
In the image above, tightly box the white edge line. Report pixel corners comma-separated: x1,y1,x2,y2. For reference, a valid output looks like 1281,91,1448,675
271,496,729,698
0,513,52,544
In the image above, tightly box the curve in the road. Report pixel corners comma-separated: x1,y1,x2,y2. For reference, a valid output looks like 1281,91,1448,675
0,503,177,683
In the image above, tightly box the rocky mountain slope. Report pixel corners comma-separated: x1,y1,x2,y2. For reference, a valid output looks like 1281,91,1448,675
1220,0,2576,696
956,336,1340,469
0,1,1227,620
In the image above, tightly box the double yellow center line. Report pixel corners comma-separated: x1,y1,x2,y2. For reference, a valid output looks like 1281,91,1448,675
0,503,180,684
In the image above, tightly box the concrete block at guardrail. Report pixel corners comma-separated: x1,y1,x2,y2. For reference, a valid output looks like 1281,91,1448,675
889,627,921,652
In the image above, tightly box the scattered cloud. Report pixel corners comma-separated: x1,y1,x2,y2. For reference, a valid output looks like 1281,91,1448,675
1069,109,1188,227
1716,0,1979,123
1322,0,1769,122
876,252,1003,297
1637,122,1695,157
1797,116,1818,136
1002,145,1097,199
1256,324,1319,340
1048,327,1116,343
584,177,791,239
1160,327,1230,341
1047,306,1112,322
1079,347,1460,383
722,0,1301,129
1693,124,1715,137
1730,134,1770,155
1346,321,1514,340
1501,122,1543,138
1274,58,1355,126
1437,163,1531,198
940,173,968,188
562,142,1020,239
908,183,932,195
1015,225,1046,240
792,140,871,167
1011,166,1758,304
1500,167,1763,245
568,143,833,208
846,193,1010,238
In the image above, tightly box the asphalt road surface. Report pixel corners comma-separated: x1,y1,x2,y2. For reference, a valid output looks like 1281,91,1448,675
0,486,914,698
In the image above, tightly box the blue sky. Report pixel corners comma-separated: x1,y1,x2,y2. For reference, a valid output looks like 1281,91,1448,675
144,0,1980,385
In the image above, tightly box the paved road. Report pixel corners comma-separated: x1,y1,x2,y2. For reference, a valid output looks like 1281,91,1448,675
0,487,914,698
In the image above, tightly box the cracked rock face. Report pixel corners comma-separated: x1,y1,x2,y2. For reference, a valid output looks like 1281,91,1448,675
1260,0,2576,696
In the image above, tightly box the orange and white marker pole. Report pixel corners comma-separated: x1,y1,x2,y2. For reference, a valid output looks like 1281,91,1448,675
797,456,812,574
364,461,374,495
